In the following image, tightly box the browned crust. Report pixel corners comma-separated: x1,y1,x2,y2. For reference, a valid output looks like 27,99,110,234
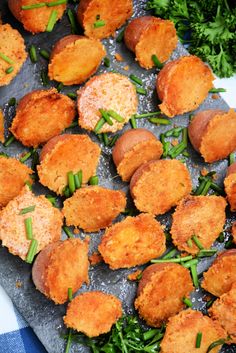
124,16,155,52
227,162,236,177
50,35,84,61
224,165,236,212
39,134,73,163
232,222,236,244
64,291,122,337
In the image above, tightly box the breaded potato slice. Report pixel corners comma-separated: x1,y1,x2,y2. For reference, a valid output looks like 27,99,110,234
209,283,236,344
160,309,226,353
112,128,163,182
8,0,66,34
63,186,126,232
130,160,192,215
32,238,89,304
77,0,133,40
233,222,236,244
0,24,27,86
78,73,138,133
38,134,101,195
98,213,166,269
188,109,236,163
156,55,214,117
0,156,33,208
0,186,63,260
124,16,177,69
202,250,236,297
171,195,226,255
48,35,106,85
64,291,122,337
224,162,236,211
10,89,76,147
135,263,193,327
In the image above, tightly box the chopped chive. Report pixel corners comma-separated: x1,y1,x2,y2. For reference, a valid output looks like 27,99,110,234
225,236,233,249
25,180,32,191
63,185,71,198
162,141,171,158
67,92,77,100
209,88,226,93
24,217,33,240
29,45,37,63
134,112,161,119
201,178,212,196
102,132,109,146
217,232,224,243
47,0,67,6
229,152,235,165
107,110,124,123
190,264,199,287
109,135,119,147
20,149,35,163
0,52,14,65
68,171,75,194
4,135,15,147
46,9,58,32
136,86,147,95
67,8,79,34
116,28,125,43
20,205,35,215
182,259,198,269
192,235,204,250
89,175,99,185
94,117,106,133
210,182,224,195
206,339,226,353
206,298,215,308
130,116,137,129
57,82,64,92
104,57,110,67
189,114,194,121
26,239,38,264
77,170,82,186
99,109,113,126
22,3,46,10
40,69,49,86
183,297,192,308
63,226,74,238
67,121,77,129
162,248,178,260
187,239,193,247
74,174,81,189
151,255,193,264
8,97,16,106
129,74,143,86
94,20,106,28
182,151,190,157
65,329,72,353
68,287,73,302
165,127,182,138
148,117,170,125
151,54,163,69
196,332,202,348
0,152,9,158
46,195,57,206
39,49,50,60
5,66,14,74
143,329,160,341
168,142,186,159
197,249,217,258
195,179,207,195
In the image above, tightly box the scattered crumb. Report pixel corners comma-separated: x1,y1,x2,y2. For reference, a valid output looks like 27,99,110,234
212,173,218,181
212,94,219,100
203,294,212,302
115,53,124,62
127,270,142,281
123,65,129,71
161,224,166,230
73,228,80,235
201,168,208,176
0,109,4,143
16,281,22,288
89,252,103,265
171,139,179,146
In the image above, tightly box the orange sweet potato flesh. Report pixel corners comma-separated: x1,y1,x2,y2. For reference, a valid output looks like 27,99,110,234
227,162,236,177
77,0,133,39
124,16,177,69
224,161,236,211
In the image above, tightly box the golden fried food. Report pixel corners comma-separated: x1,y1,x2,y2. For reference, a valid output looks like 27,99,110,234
232,222,236,244
224,162,236,212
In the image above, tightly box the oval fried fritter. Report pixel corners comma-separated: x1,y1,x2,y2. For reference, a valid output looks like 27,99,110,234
224,162,236,212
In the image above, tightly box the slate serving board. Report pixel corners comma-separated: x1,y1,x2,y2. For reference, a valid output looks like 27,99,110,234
0,1,236,352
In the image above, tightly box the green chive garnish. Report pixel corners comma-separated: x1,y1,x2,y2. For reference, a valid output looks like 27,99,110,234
152,54,163,69
200,178,212,196
46,9,58,32
47,0,67,6
130,116,137,129
40,69,49,86
187,239,193,248
67,8,79,34
68,171,75,194
104,57,110,67
20,149,35,163
89,175,99,185
94,20,106,28
20,205,35,215
196,332,202,348
67,121,77,129
190,264,199,287
206,298,215,308
77,170,82,186
39,49,50,60
229,152,235,165
209,88,226,93
182,258,198,269
162,248,178,260
63,185,71,198
192,235,204,250
109,135,119,147
134,112,161,119
0,52,14,65
107,110,124,123
8,97,16,106
46,195,57,206
151,255,193,264
210,182,224,195
57,82,64,92
197,249,217,258
164,127,182,137
136,87,147,95
183,297,192,308
24,217,33,240
116,29,125,43
25,180,32,191
65,329,72,353
99,109,113,126
74,174,81,189
29,45,37,63
94,117,105,133
129,74,143,86
4,134,15,147
206,339,226,352
63,226,74,238
67,92,77,100
102,133,109,146
68,287,73,302
5,66,14,74
26,239,38,264
22,3,46,10
148,117,170,125
217,232,224,243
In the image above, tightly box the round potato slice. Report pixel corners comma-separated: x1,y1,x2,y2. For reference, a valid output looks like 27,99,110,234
156,55,214,117
78,73,138,133
124,16,177,69
98,213,166,269
130,159,192,215
161,309,226,353
209,283,236,344
0,156,33,208
64,291,122,337
32,238,89,304
135,263,193,327
10,89,76,147
0,24,27,86
8,0,66,34
77,0,133,39
37,134,101,195
188,109,236,163
202,250,236,297
63,186,126,232
232,222,236,244
171,195,226,255
224,162,236,212
0,186,63,261
48,35,106,85
112,128,163,182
